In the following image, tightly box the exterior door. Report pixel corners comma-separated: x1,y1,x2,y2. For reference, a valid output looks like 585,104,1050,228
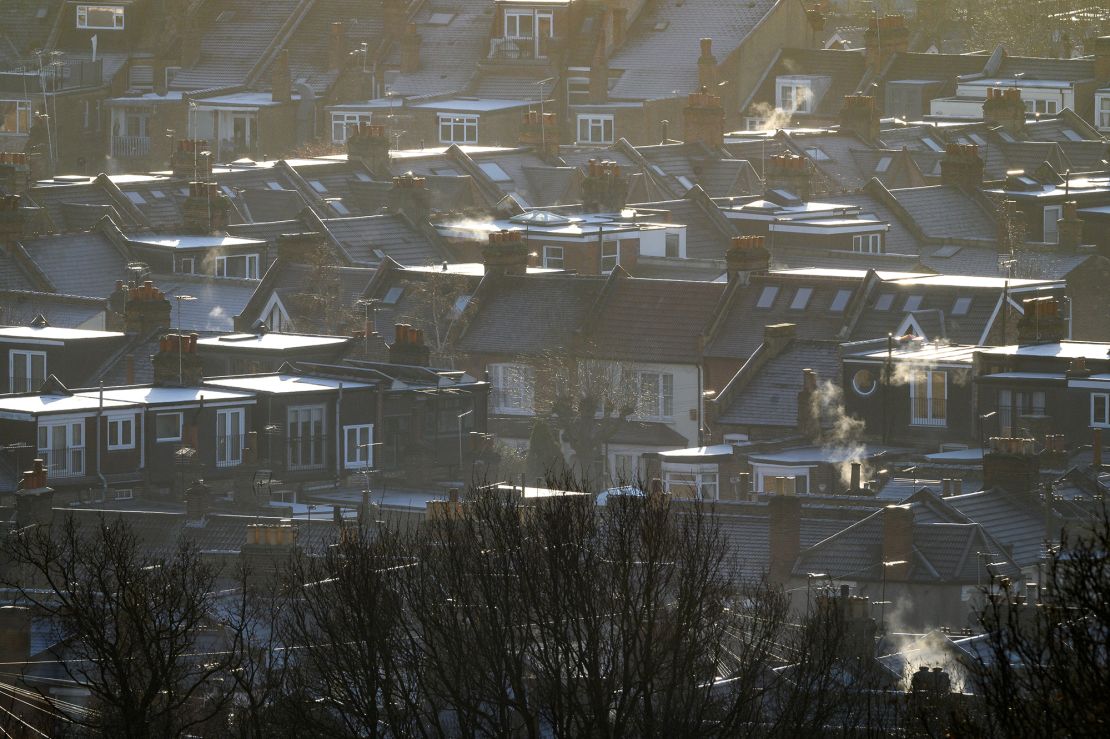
217,409,244,467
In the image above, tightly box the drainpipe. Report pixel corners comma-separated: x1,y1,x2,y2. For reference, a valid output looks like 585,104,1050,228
96,381,108,496
335,382,343,481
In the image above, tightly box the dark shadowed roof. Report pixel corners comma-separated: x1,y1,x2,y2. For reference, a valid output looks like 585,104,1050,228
717,341,841,427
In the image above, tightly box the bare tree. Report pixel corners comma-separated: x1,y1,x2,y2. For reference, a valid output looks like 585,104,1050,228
0,516,245,739
971,504,1110,738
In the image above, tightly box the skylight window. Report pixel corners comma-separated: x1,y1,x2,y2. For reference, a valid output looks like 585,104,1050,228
904,295,923,312
756,285,779,309
654,21,669,31
382,287,404,304
1063,128,1083,142
479,162,512,182
651,165,666,176
952,296,972,316
805,147,831,161
309,180,327,193
354,172,372,182
676,175,694,190
875,156,892,173
923,138,944,152
331,200,350,215
830,289,851,312
451,294,471,318
790,287,813,310
267,181,283,190
221,185,236,198
125,191,146,205
875,293,894,311
969,133,987,146
435,167,461,177
150,190,165,199
426,12,455,25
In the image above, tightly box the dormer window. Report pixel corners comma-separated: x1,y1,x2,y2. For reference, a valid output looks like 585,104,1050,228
498,7,554,59
778,80,812,113
77,5,125,30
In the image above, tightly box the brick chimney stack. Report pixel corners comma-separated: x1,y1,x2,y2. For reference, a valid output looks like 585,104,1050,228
697,38,718,89
400,23,421,73
185,479,210,524
725,235,770,284
182,181,232,234
124,280,173,335
983,436,1041,495
939,143,984,188
881,504,913,581
983,87,1026,135
797,367,821,440
1094,36,1110,82
519,111,559,160
388,323,431,366
482,229,529,276
1056,200,1084,251
272,48,292,104
1017,295,1067,345
765,152,814,200
346,123,391,177
581,159,628,212
170,139,212,180
0,194,27,244
328,22,348,70
383,0,406,38
839,95,880,142
389,172,431,221
768,494,801,584
152,332,203,387
683,87,725,147
242,521,297,583
589,37,608,104
0,152,31,194
865,14,909,74
15,458,53,527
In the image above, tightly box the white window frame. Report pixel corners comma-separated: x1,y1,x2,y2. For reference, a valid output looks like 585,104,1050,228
489,363,535,415
1099,95,1110,131
662,462,720,500
1091,393,1110,428
343,424,374,470
77,5,125,30
852,233,882,254
9,349,46,393
331,112,373,143
217,408,245,467
601,241,620,273
776,79,812,113
37,420,85,479
576,114,614,145
637,371,674,421
910,369,947,427
438,114,478,144
107,415,135,451
155,412,183,443
215,253,260,279
0,100,32,135
1043,205,1063,244
542,245,564,269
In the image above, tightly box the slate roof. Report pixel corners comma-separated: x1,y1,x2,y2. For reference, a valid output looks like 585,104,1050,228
170,0,302,90
627,196,737,261
706,273,859,359
456,274,606,355
0,291,107,329
18,230,130,297
607,0,778,101
879,52,987,91
850,279,1002,345
29,181,148,231
245,259,377,334
154,274,259,333
716,340,841,427
384,0,491,99
795,507,1021,583
634,142,762,198
584,275,725,363
0,0,63,67
929,488,1053,567
322,214,443,265
887,186,998,242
